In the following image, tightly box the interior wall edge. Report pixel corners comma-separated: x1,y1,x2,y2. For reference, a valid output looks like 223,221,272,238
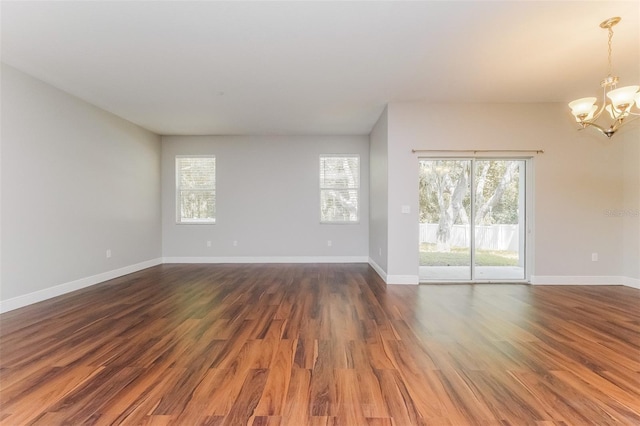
368,257,387,282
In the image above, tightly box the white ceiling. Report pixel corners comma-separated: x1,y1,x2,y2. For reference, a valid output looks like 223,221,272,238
2,1,639,135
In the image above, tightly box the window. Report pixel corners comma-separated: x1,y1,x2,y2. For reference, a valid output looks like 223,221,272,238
320,155,359,223
176,156,216,224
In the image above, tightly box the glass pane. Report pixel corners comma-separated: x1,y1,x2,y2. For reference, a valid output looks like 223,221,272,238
473,160,525,280
419,160,471,280
320,157,359,189
321,189,358,222
179,190,216,223
178,157,215,189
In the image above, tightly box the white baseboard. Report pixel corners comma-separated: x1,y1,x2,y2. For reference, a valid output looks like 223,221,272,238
368,258,387,282
386,275,419,285
622,276,640,289
0,258,162,314
139,256,416,285
366,258,418,285
162,256,369,264
530,275,624,286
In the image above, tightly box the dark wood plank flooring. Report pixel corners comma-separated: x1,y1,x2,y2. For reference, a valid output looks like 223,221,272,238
1,263,639,425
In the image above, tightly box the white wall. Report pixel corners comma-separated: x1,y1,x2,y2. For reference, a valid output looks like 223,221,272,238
383,101,626,284
1,64,162,309
622,126,640,285
162,135,369,261
368,107,388,273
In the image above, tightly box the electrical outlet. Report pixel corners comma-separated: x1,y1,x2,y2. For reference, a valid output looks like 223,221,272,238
233,240,238,246
206,241,212,247
592,253,598,261
327,240,332,247
106,249,112,259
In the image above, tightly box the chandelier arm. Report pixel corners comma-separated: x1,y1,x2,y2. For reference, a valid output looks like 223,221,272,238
605,115,639,134
609,105,623,120
578,121,611,136
610,118,624,132
616,115,639,126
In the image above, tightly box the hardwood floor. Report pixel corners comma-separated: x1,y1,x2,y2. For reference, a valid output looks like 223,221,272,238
1,263,639,425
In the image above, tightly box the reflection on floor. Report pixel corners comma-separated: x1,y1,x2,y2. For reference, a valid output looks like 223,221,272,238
419,265,525,282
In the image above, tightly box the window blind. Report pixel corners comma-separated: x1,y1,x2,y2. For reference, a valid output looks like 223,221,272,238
176,156,216,224
320,155,359,223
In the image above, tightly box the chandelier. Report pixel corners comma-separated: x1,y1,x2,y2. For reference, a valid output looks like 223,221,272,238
568,17,640,138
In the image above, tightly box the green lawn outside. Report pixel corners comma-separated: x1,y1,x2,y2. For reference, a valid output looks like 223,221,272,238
419,243,518,266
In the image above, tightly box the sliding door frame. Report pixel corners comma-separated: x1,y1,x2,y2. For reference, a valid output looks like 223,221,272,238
418,156,534,284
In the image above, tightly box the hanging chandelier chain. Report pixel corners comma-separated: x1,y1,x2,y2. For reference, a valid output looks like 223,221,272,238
607,25,614,77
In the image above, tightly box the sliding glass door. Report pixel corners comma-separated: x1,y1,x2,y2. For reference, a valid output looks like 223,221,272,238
419,158,527,282
473,160,526,280
418,160,472,280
